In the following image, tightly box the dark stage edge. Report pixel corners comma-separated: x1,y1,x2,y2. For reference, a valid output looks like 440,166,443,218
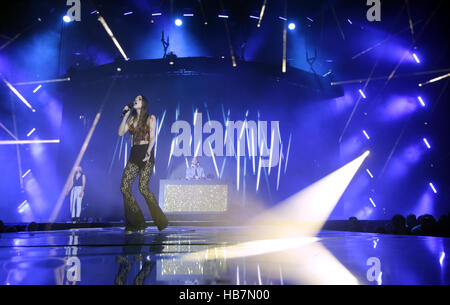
1,219,394,233
0,226,448,285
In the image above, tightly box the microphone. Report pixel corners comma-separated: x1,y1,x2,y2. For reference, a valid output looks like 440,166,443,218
120,103,134,118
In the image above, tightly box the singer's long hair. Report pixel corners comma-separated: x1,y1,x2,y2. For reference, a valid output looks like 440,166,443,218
131,95,150,135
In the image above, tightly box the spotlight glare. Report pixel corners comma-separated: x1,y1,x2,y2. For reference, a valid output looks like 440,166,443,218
440,252,445,267
288,23,296,30
175,18,183,26
63,15,72,23
362,130,370,140
429,182,437,194
417,96,426,107
412,53,420,64
358,89,367,99
18,200,29,213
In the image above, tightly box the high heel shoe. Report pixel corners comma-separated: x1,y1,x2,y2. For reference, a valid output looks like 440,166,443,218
125,229,145,234
156,217,169,231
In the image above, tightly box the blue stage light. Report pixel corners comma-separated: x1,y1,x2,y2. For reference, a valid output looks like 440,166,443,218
288,23,296,30
63,15,72,23
175,18,183,26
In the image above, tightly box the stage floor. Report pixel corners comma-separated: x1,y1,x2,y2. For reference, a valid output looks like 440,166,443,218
0,226,448,285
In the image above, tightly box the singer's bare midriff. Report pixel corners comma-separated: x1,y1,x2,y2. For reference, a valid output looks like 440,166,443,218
135,140,149,145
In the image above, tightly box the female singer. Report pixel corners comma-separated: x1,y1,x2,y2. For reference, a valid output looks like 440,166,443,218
118,95,168,233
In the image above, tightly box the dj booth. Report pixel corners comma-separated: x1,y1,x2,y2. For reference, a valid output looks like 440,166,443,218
158,179,228,213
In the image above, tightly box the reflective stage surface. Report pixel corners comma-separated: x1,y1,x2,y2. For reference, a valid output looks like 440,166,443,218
0,226,448,285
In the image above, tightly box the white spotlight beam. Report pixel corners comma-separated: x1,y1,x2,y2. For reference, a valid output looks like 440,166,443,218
250,151,370,235
2,77,35,111
49,77,118,224
0,121,18,140
257,0,268,28
418,72,450,87
0,139,59,145
97,15,129,61
14,77,71,86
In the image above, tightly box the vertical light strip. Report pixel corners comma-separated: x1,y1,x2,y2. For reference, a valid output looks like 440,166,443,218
167,138,175,168
208,142,220,178
276,143,283,190
124,141,128,169
257,264,262,285
256,142,263,191
284,133,292,174
282,0,287,73
257,0,267,28
268,128,275,175
236,140,240,191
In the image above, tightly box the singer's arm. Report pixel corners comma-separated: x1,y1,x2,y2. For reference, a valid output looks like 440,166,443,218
146,115,156,157
118,112,131,136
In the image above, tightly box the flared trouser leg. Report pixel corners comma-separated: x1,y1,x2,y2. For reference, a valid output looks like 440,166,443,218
138,160,168,231
120,162,146,231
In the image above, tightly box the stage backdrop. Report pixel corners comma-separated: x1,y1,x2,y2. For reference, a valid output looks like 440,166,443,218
52,57,345,222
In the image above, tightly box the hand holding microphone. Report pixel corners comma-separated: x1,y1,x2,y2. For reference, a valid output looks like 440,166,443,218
121,103,134,118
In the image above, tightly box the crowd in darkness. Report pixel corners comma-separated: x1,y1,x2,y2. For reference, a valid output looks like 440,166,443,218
348,213,450,237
